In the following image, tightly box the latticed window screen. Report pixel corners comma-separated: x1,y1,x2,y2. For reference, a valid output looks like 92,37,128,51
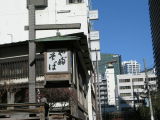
0,55,44,80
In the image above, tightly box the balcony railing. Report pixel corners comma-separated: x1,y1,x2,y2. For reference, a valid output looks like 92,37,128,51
0,55,44,81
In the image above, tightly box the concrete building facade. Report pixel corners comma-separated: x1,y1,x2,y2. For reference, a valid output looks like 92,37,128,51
0,0,94,44
149,0,160,88
122,60,141,74
117,72,157,111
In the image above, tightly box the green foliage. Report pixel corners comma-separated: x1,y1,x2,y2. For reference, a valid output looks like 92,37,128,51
151,90,160,120
136,90,160,120
136,106,150,120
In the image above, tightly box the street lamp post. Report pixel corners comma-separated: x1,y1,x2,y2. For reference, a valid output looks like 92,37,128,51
143,59,154,120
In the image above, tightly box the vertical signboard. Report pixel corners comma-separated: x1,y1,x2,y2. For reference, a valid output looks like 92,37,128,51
89,10,99,20
46,49,69,73
91,51,101,62
90,41,100,51
90,31,101,61
90,31,99,40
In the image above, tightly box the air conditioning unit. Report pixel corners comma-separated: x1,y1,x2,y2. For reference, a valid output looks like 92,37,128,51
27,0,48,9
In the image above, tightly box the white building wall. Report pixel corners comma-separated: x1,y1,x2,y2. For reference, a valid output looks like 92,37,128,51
0,0,28,44
87,81,93,120
0,0,89,44
105,67,116,106
98,67,117,113
117,73,157,110
122,60,141,74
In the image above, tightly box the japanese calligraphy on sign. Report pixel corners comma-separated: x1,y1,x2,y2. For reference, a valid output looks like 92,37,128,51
46,50,68,73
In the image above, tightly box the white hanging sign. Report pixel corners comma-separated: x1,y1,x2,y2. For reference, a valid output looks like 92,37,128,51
90,31,100,40
46,50,69,73
89,10,99,20
90,40,100,50
91,51,101,61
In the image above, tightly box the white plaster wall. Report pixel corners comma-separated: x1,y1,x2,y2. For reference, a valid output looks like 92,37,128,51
117,73,157,109
0,0,28,44
0,0,89,44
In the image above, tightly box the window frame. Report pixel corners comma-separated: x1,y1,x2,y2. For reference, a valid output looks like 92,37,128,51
67,0,84,4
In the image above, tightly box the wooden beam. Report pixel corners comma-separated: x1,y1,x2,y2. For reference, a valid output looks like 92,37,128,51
25,23,81,30
0,103,45,107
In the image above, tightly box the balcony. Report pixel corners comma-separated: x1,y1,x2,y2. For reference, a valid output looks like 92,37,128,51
101,96,107,99
100,87,107,90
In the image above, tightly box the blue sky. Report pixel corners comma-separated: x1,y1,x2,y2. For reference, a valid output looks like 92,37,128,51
92,0,154,69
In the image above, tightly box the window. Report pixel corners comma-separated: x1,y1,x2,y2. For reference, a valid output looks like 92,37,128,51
120,86,131,89
149,84,156,88
119,79,130,83
132,78,143,82
120,100,132,104
68,0,83,4
133,85,144,89
100,89,107,92
102,80,106,83
120,93,131,97
148,77,157,81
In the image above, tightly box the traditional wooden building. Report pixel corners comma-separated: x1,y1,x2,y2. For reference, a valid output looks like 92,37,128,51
0,32,93,120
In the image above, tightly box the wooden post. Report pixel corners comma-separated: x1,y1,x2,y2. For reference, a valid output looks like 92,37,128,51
7,91,15,110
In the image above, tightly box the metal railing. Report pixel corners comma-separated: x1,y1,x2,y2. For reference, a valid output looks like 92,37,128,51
0,55,44,81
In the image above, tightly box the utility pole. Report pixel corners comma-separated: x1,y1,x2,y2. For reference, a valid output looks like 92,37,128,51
28,4,36,105
143,59,154,120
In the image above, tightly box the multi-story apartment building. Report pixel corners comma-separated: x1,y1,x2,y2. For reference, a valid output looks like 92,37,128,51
149,0,160,88
122,60,141,74
117,72,157,111
0,0,98,119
